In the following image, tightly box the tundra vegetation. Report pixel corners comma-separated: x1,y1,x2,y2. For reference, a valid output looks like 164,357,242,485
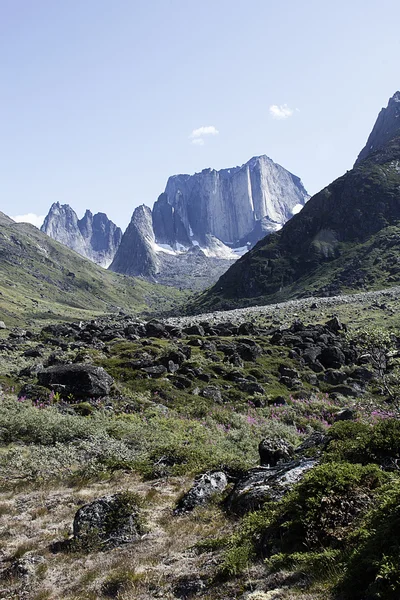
0,297,399,599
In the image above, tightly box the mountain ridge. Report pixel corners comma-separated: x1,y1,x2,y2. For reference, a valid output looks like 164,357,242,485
192,93,400,311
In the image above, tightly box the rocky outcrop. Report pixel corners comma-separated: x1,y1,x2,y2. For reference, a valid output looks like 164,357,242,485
174,471,228,514
356,91,400,164
155,155,309,248
41,202,122,267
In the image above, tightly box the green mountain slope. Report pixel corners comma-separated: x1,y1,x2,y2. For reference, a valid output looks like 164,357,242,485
192,135,400,312
0,214,184,326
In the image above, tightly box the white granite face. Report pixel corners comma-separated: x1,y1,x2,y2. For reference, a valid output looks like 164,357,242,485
158,155,309,247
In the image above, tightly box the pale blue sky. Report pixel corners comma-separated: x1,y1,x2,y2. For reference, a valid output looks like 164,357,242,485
1,0,400,229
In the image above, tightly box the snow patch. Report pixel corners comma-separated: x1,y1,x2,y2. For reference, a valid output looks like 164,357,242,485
291,203,304,215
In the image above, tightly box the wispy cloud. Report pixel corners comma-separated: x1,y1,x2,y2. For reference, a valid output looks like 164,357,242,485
12,213,45,228
189,125,219,145
269,104,295,120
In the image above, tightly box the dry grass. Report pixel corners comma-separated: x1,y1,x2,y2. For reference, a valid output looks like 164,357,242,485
0,473,240,599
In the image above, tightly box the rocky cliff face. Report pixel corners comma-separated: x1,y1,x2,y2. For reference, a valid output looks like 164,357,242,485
41,203,122,267
356,91,400,164
110,155,308,289
153,155,309,248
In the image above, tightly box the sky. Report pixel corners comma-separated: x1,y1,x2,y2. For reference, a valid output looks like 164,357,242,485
1,0,400,230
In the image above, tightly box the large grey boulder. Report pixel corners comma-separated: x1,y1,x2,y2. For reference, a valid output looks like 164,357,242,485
73,492,143,549
38,364,113,398
174,471,228,514
226,459,316,515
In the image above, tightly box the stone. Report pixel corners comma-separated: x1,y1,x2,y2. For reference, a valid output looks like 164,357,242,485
259,438,294,467
0,321,6,329
145,320,167,338
174,472,228,514
142,365,167,377
226,459,316,515
37,364,113,398
236,342,262,362
73,492,143,549
334,407,357,421
201,386,222,402
238,380,265,395
183,324,205,336
278,365,299,379
319,346,346,369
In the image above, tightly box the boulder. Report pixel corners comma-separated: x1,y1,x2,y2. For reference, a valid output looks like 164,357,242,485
174,472,228,514
319,346,346,369
334,407,357,421
145,320,167,338
183,324,205,337
73,492,143,549
37,364,113,398
259,438,294,467
226,459,316,515
201,386,222,402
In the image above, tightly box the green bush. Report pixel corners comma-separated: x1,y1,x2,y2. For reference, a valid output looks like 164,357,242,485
326,419,400,465
338,479,400,599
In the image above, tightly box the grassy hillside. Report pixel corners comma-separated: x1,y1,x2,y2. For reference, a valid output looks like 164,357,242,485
0,214,186,327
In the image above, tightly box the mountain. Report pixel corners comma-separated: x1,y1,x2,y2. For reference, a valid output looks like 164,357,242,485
153,155,309,248
41,203,122,267
110,155,309,289
109,206,237,290
356,90,400,164
193,92,400,311
0,211,184,327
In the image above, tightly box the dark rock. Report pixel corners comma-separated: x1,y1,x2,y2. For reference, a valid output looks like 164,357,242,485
351,366,375,382
19,363,44,377
278,365,299,379
319,346,346,369
295,432,328,455
334,407,357,421
226,352,244,367
183,324,205,337
201,386,222,402
174,576,206,599
142,365,167,377
172,375,192,389
238,380,265,395
259,438,294,466
37,364,113,398
23,347,43,358
238,322,256,335
145,320,167,338
280,376,302,389
18,384,51,402
325,316,346,333
270,396,286,406
226,459,316,515
236,342,262,362
329,384,360,398
73,492,143,549
324,369,348,385
158,350,186,368
174,472,228,514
